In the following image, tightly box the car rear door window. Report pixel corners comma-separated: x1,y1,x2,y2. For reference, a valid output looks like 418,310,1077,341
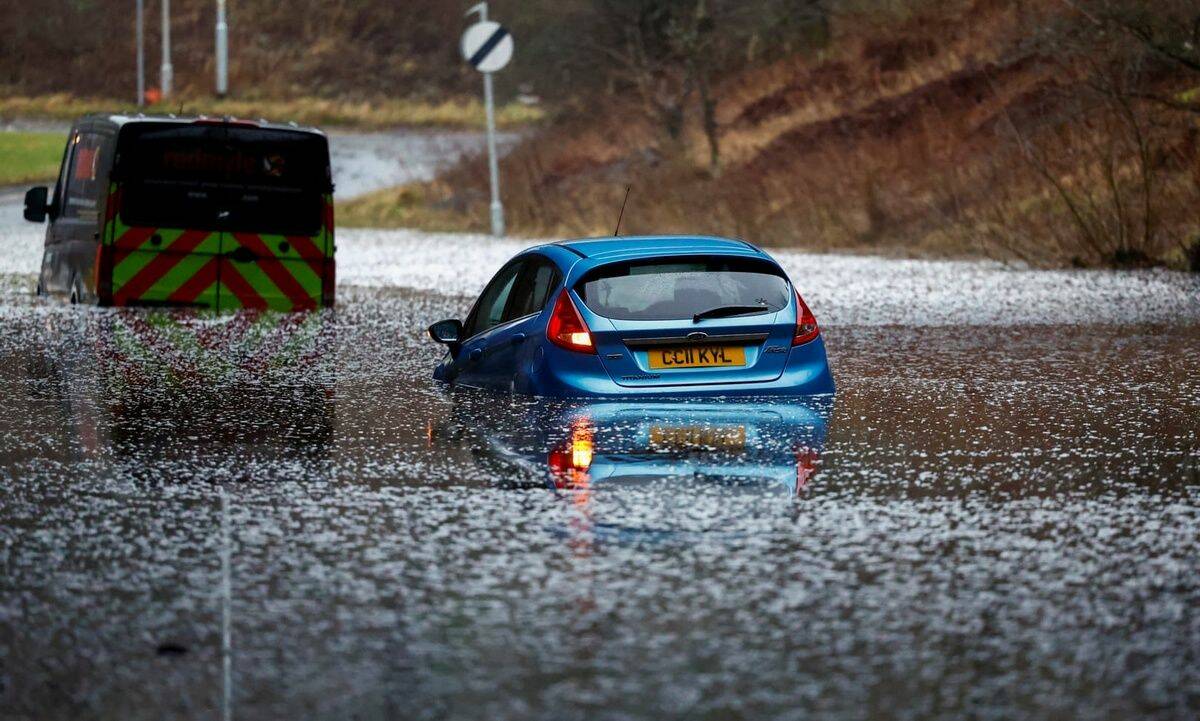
465,261,523,338
504,258,560,321
578,257,791,321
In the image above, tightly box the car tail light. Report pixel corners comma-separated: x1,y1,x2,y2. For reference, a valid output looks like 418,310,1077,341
547,289,595,353
792,289,820,346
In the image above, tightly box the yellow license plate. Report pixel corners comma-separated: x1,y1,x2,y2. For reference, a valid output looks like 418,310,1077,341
649,425,747,451
647,345,746,369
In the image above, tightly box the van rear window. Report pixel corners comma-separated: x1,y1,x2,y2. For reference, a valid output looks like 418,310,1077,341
116,124,330,236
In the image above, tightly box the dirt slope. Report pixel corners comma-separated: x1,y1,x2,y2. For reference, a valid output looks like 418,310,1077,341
388,0,1197,267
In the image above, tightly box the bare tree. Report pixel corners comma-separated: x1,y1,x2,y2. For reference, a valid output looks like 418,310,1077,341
589,0,826,175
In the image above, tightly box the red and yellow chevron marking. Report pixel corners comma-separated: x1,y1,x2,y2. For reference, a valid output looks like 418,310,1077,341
100,186,335,312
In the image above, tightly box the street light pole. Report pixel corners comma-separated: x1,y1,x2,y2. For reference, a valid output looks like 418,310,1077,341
160,0,173,99
215,0,229,97
136,0,145,106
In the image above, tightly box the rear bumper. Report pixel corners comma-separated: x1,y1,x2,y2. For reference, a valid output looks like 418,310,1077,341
531,335,836,398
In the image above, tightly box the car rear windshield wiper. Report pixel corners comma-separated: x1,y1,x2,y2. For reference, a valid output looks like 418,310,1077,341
692,304,774,323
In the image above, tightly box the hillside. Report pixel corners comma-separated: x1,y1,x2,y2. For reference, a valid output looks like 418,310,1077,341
344,0,1200,269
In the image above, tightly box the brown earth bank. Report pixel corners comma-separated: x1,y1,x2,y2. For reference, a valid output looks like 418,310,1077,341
343,0,1200,270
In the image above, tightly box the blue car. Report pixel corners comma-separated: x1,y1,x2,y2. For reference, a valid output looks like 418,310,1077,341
427,236,835,397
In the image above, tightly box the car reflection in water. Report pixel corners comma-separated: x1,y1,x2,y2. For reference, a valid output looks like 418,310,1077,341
435,393,830,496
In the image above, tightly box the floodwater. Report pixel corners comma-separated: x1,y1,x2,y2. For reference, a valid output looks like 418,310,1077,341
1,228,1198,719
2,111,1200,717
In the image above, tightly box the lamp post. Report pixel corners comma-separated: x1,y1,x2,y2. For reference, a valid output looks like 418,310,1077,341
160,0,173,99
216,0,229,97
136,0,145,106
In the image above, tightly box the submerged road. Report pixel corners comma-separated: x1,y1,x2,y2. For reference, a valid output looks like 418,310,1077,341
1,131,1200,720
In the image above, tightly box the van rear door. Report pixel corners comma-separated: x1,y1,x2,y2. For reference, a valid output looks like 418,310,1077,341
105,121,333,311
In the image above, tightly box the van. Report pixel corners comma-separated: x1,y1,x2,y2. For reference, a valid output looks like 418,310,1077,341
24,115,335,311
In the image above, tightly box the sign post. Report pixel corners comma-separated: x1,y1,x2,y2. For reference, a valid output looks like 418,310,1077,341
462,3,514,238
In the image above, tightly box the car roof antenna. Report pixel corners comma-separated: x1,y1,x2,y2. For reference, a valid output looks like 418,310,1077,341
613,185,632,237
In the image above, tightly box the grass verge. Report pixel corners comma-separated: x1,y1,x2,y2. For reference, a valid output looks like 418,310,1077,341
0,93,545,130
0,131,64,185
337,182,481,233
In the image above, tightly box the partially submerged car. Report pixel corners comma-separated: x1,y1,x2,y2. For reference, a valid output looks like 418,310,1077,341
428,236,835,397
24,114,335,311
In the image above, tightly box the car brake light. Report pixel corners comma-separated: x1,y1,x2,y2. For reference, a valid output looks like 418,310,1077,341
547,289,595,353
792,289,820,346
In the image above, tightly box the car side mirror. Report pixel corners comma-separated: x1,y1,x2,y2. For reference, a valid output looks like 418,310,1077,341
428,319,463,348
23,186,49,223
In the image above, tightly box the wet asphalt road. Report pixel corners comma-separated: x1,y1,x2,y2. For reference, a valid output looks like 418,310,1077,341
2,128,1200,720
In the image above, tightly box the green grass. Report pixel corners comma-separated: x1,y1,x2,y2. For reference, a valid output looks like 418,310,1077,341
0,131,64,185
0,93,546,130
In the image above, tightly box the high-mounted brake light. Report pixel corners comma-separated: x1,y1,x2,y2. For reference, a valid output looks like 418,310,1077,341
792,289,820,346
547,289,595,353
193,117,260,128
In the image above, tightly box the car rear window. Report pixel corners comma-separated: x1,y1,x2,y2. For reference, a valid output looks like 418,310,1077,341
116,123,330,236
577,257,791,321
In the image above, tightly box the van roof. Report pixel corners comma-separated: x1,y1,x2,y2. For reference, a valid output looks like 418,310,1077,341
79,113,326,137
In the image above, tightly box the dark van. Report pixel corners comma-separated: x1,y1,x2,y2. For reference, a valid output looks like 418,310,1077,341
24,115,335,311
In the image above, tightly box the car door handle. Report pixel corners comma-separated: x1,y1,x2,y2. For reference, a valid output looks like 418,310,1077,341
468,348,483,361
511,332,527,345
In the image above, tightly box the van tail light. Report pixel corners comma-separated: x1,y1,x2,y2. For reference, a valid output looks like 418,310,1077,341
792,289,820,346
547,290,595,353
322,260,336,308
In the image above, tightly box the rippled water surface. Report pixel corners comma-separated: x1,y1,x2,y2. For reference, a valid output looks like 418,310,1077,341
2,245,1199,720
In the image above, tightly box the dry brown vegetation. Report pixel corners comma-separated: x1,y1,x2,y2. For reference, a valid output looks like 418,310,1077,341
0,93,542,130
345,0,1200,269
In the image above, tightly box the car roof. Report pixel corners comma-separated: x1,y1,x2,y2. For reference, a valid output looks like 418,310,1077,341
552,235,764,261
78,113,326,137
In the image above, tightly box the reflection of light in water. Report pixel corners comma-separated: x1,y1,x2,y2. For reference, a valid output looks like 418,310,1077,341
548,417,594,490
795,447,820,493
